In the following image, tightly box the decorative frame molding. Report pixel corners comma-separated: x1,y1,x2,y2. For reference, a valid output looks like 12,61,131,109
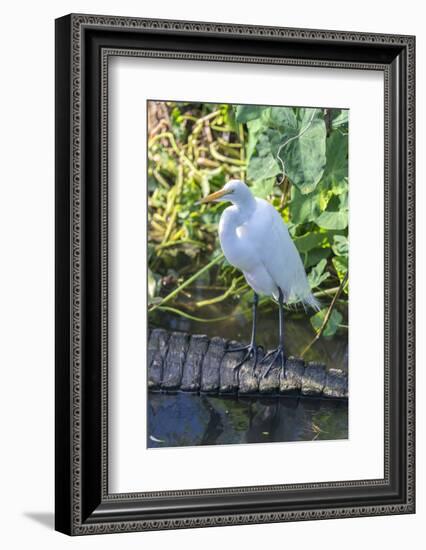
55,13,415,535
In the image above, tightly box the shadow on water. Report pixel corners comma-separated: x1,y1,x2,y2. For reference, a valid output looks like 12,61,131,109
148,393,348,448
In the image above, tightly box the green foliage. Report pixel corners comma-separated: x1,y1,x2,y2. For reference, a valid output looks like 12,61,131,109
311,308,343,337
322,131,348,190
147,100,349,342
316,210,348,230
234,105,264,123
250,178,276,199
240,106,327,195
280,110,326,193
332,235,349,256
307,259,330,289
247,154,281,182
290,186,322,224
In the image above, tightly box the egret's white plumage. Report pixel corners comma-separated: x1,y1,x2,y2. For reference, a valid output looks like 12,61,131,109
206,180,319,310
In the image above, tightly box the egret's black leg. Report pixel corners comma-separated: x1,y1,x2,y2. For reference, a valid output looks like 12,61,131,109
226,292,262,371
261,287,287,377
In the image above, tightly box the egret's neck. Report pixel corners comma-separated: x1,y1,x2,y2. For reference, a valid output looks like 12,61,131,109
230,193,257,221
219,195,257,247
218,198,256,268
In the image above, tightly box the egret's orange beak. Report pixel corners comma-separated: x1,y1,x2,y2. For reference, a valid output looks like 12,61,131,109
199,188,230,204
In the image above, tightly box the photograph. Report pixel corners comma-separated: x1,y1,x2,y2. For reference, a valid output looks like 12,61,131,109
52,10,415,537
147,100,349,448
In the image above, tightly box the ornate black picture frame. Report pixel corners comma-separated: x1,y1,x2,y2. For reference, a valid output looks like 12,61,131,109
55,13,415,535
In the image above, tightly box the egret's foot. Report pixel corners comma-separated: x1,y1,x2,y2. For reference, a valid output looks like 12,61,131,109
261,345,287,378
226,343,263,373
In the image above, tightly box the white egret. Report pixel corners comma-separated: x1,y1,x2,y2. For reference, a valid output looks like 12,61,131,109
201,179,319,375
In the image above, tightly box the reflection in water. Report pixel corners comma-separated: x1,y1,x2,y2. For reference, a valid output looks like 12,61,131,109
147,392,348,448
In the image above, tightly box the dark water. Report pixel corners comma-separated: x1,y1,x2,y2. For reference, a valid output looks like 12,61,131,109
148,287,348,449
148,392,348,448
147,393,348,448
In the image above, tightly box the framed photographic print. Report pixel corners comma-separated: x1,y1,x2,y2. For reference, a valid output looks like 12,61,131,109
55,14,415,535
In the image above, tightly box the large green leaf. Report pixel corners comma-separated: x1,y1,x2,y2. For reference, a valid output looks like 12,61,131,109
255,130,278,157
250,178,276,199
298,107,324,125
294,232,327,253
234,105,263,123
290,186,322,224
247,153,281,182
267,107,298,130
246,118,282,163
252,128,285,159
322,131,348,192
246,108,326,194
280,114,326,194
246,118,265,161
310,308,343,337
316,209,348,230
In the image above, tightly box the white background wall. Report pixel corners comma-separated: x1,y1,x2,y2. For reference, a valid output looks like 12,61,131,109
0,0,423,548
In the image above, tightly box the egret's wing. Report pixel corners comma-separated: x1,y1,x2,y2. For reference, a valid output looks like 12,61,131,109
252,200,311,303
